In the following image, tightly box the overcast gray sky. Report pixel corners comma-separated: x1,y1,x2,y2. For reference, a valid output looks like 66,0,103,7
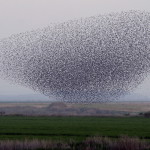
0,0,150,98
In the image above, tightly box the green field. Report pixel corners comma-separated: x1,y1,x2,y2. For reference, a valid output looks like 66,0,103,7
0,116,150,141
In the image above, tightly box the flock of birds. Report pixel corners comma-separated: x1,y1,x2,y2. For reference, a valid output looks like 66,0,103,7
0,10,150,103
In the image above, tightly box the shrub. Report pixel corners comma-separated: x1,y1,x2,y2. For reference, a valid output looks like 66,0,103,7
143,111,150,118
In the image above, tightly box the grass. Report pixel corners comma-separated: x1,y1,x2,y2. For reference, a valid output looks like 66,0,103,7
0,116,150,141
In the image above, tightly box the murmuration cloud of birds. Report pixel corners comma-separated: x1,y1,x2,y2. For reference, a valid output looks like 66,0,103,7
0,10,150,103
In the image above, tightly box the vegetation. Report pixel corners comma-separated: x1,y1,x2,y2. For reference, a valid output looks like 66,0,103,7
143,111,150,118
0,116,150,141
0,136,149,150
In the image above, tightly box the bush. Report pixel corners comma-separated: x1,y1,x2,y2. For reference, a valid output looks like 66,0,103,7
143,111,150,118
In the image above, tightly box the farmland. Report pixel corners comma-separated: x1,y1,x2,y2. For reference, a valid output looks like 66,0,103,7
1,102,150,149
0,116,150,141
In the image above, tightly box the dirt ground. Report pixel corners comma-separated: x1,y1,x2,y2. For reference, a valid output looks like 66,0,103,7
0,101,150,116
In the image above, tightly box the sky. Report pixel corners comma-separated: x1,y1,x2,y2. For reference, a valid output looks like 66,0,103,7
0,0,150,100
